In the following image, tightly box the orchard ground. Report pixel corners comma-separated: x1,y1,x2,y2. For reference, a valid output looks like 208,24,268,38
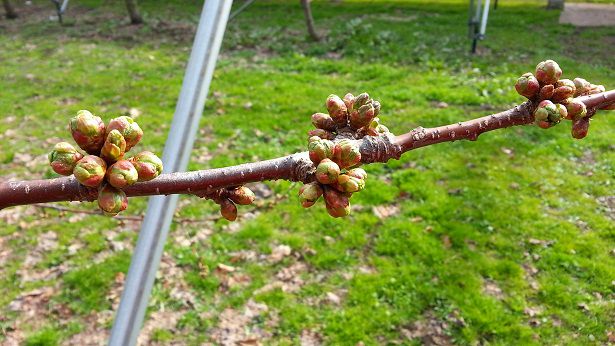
1,0,614,345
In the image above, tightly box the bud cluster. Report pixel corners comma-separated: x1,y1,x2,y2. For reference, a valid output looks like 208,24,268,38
514,60,602,139
212,185,256,222
48,110,162,216
300,93,383,218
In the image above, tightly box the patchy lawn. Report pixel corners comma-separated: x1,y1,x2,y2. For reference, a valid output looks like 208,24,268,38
0,0,614,345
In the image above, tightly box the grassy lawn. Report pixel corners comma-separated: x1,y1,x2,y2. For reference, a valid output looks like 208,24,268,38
1,0,614,345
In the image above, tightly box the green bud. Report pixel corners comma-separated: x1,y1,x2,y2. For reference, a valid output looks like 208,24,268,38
228,186,255,205
97,184,128,216
326,94,348,126
534,100,558,128
538,84,554,101
350,103,376,129
352,93,370,110
106,160,138,189
343,93,355,111
336,174,365,193
535,60,562,85
69,110,106,154
219,198,238,221
565,99,587,119
515,73,540,99
332,139,361,169
375,124,390,134
311,112,336,131
308,137,334,164
100,129,126,163
48,142,83,176
315,158,341,185
73,155,107,187
106,116,143,151
298,182,323,208
308,129,335,140
129,151,163,182
571,117,589,139
573,78,591,96
550,104,566,123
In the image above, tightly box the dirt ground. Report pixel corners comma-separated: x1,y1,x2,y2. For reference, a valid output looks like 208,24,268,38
560,3,615,26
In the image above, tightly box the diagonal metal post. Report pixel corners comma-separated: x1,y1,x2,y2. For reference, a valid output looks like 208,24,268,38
108,1,233,345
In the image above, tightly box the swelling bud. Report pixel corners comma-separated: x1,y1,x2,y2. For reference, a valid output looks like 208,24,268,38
106,160,138,189
573,78,591,96
315,158,341,185
298,182,323,208
97,184,128,216
228,186,255,205
515,73,540,99
535,60,562,85
571,118,589,139
219,198,238,221
311,112,336,131
326,94,348,126
69,110,106,154
332,139,361,169
336,174,365,193
100,129,126,163
308,136,334,164
106,116,143,151
73,155,107,187
48,142,83,176
129,151,163,181
565,99,587,119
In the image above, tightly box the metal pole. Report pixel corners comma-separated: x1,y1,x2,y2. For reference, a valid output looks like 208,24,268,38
108,1,232,345
479,0,490,37
229,0,255,20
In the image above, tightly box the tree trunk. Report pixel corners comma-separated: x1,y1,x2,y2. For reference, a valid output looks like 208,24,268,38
300,0,320,41
547,0,564,10
2,0,18,19
124,0,143,24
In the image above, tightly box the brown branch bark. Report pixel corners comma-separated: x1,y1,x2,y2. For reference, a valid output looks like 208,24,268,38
0,91,613,210
2,0,18,19
300,0,320,41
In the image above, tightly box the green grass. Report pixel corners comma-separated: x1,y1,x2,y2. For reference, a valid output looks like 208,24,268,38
1,1,614,345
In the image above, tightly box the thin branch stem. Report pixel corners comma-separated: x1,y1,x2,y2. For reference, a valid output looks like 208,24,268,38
0,90,613,210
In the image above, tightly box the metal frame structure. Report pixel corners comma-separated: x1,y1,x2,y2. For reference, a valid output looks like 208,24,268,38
108,1,233,345
50,0,69,24
468,0,492,54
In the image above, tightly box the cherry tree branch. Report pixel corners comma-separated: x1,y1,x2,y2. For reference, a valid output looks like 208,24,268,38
1,90,613,210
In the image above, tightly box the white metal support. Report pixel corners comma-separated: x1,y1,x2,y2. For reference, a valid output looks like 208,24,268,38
108,1,233,345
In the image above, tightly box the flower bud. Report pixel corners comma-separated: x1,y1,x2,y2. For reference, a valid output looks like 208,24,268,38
311,112,336,131
571,117,589,139
372,100,381,117
551,85,575,103
129,151,163,182
308,136,334,164
69,110,106,154
573,78,591,96
346,168,367,181
343,93,355,111
353,93,370,110
326,94,348,126
534,100,559,129
323,187,350,218
565,99,587,119
106,160,138,189
535,60,562,85
48,142,83,176
106,116,143,151
298,182,323,208
332,139,361,169
228,186,255,205
73,155,107,187
100,129,126,163
515,73,540,99
555,79,576,93
538,84,554,101
308,129,335,140
587,84,605,95
315,158,341,184
336,174,365,193
550,104,566,123
97,184,128,216
219,198,238,221
350,103,376,129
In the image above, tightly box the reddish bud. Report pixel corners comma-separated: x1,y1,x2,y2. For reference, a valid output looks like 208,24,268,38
346,168,367,181
332,139,361,169
311,112,336,131
326,94,348,126
228,186,255,205
298,182,323,208
129,151,163,182
73,155,107,187
308,129,335,140
588,84,605,95
350,103,376,129
551,85,575,103
106,116,143,151
343,93,355,111
539,84,554,101
219,198,238,221
353,93,370,110
573,78,591,96
515,73,540,99
48,142,83,176
97,184,128,216
565,99,587,119
535,60,562,85
69,110,106,154
315,158,341,185
336,174,365,193
106,160,138,189
571,118,589,139
323,187,351,218
308,136,334,164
